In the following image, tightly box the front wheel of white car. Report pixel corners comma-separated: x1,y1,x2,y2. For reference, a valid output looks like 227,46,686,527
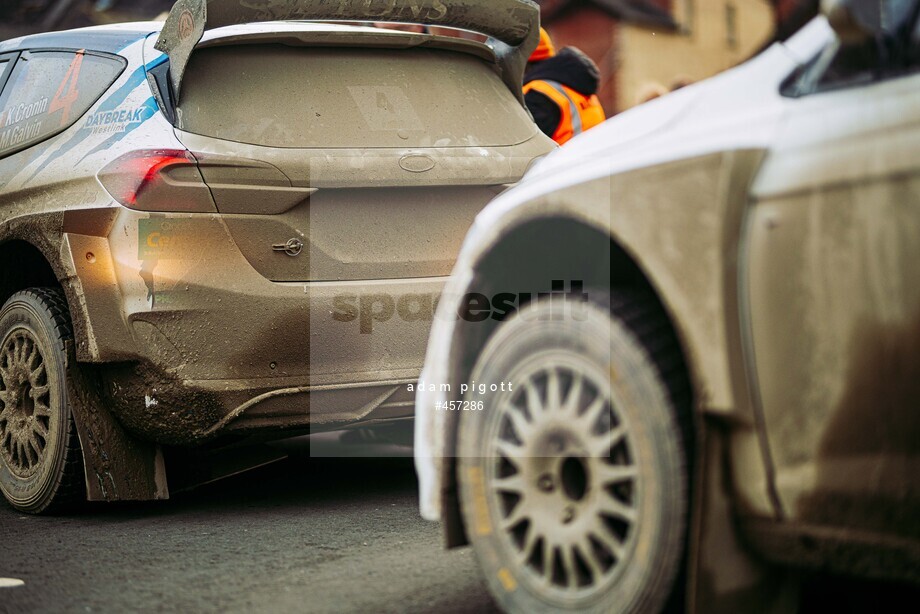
457,292,690,613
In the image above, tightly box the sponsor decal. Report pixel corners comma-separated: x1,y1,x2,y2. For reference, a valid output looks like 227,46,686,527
77,96,158,161
84,105,155,134
178,9,195,40
1,97,49,128
347,86,423,132
339,0,448,21
139,218,188,260
22,59,163,184
0,119,43,150
467,466,493,536
0,97,49,151
48,51,84,126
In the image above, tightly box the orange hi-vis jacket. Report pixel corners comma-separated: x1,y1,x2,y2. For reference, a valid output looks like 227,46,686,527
523,79,606,145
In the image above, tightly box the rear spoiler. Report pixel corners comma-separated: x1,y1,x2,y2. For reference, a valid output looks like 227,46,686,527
154,0,540,104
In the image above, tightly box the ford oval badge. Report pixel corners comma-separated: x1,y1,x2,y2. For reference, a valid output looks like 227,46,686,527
399,154,436,173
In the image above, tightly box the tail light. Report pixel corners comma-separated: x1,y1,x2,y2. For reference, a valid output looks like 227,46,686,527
97,149,216,212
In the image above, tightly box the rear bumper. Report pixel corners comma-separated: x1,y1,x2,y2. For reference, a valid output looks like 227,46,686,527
67,207,441,443
197,377,418,435
100,361,419,445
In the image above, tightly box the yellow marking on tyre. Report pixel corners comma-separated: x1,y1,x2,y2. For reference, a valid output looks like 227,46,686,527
497,568,517,592
468,466,492,536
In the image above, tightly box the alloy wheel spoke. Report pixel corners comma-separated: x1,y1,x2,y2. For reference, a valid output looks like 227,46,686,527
598,490,637,523
19,440,31,467
560,544,578,588
576,537,604,580
503,403,533,441
492,472,526,495
590,528,625,561
12,336,23,364
18,337,29,365
500,502,528,530
28,433,43,459
561,373,584,415
29,384,50,400
32,400,52,418
590,424,626,459
596,462,637,485
20,337,30,366
524,381,544,415
578,395,607,429
494,439,525,462
545,368,562,412
519,524,541,562
26,341,40,370
32,417,49,438
542,540,556,583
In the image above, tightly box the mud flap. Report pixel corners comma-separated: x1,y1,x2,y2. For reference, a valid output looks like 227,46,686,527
65,341,168,502
687,418,799,613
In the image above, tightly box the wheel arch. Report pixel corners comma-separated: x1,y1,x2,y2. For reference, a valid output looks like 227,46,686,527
0,235,168,505
0,233,95,362
0,239,63,306
439,214,701,548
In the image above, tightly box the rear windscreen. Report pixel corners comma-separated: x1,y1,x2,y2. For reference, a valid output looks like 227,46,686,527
176,44,537,148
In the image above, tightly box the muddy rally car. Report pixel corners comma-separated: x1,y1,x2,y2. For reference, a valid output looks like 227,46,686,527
0,0,552,513
415,1,920,612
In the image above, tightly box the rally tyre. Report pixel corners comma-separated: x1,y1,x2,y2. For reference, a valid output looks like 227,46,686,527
457,292,690,614
0,288,85,514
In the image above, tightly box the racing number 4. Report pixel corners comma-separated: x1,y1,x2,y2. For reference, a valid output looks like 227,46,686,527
49,50,84,126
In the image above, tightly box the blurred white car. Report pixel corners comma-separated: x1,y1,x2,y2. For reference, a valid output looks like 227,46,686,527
415,2,920,612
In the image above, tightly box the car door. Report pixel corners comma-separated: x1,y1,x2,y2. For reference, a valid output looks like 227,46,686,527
745,6,920,539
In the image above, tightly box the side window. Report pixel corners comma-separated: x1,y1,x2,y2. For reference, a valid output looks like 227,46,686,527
0,59,11,89
0,50,125,159
784,0,920,97
910,9,920,64
815,38,879,89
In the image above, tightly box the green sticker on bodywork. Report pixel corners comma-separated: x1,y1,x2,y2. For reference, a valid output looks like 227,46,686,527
138,218,174,260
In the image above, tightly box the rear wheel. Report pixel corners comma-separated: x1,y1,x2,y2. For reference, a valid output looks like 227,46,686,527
0,288,85,513
457,292,690,613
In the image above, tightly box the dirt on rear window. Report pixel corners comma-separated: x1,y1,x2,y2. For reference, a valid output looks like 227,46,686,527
176,44,537,149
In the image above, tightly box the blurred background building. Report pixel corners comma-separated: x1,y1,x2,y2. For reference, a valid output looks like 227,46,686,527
539,0,819,112
1,0,819,114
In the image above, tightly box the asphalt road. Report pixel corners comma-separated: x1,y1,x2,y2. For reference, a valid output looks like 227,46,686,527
3,434,918,614
0,434,499,614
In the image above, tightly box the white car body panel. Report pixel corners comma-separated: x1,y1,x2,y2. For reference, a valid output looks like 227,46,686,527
414,17,834,521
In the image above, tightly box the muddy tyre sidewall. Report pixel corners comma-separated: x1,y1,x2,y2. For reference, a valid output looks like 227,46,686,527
456,296,688,614
0,291,77,513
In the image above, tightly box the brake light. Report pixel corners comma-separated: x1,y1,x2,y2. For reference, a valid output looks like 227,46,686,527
97,149,216,212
